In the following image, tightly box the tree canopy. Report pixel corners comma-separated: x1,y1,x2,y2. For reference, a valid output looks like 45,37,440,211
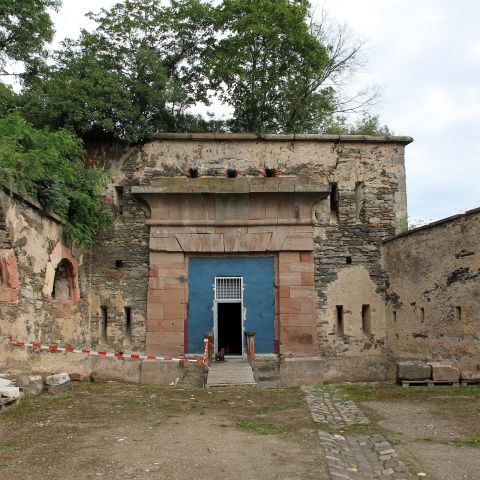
0,0,61,72
17,0,382,142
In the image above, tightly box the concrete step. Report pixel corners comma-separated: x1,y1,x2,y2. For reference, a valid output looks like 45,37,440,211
206,358,256,387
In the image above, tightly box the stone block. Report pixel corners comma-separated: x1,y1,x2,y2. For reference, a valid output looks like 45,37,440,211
46,382,73,394
17,374,44,395
45,372,71,386
70,372,90,382
141,360,181,385
0,386,21,401
429,362,460,382
0,378,13,387
460,370,480,382
396,362,431,380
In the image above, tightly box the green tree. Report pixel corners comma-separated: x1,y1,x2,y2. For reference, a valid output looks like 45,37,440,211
19,0,381,139
205,0,373,133
0,0,61,73
0,112,112,246
20,0,214,142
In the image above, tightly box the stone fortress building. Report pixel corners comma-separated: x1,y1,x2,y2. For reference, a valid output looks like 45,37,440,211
0,133,478,385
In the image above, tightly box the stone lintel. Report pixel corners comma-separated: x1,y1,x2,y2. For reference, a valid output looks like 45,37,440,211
145,219,314,226
146,132,414,145
132,177,330,195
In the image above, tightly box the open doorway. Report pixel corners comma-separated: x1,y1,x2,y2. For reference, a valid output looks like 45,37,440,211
217,302,242,355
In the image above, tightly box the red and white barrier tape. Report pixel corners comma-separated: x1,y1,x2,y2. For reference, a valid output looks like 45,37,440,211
2,335,207,367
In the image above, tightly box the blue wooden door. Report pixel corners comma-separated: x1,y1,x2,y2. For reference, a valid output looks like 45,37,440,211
187,257,275,353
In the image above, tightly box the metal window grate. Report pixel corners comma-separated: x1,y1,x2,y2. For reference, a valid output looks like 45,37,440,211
214,277,243,301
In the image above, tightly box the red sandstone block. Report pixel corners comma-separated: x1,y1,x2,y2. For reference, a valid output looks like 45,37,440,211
280,298,302,314
288,263,313,273
148,277,165,289
289,286,315,299
146,319,184,333
150,252,185,268
146,331,184,346
301,272,315,285
147,290,165,302
163,303,187,320
157,268,188,278
146,317,162,332
161,290,186,304
280,313,315,326
164,275,187,287
279,252,301,263
297,300,315,314
147,304,163,318
280,273,302,286
146,345,184,357
301,252,313,263
279,286,290,298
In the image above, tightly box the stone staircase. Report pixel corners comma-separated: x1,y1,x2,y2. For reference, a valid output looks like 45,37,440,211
206,358,256,387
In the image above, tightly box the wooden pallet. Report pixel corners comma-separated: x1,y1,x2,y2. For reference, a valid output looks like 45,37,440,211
460,380,480,386
401,380,459,388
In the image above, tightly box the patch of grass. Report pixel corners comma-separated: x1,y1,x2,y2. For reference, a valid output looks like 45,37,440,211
335,383,480,403
236,420,283,435
0,441,22,452
448,437,480,448
0,459,7,468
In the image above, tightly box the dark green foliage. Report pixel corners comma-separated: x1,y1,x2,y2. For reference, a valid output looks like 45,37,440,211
20,0,215,142
0,0,61,71
18,0,382,141
0,112,112,246
206,0,335,133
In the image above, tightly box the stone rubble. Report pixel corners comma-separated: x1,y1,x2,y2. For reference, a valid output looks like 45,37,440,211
302,385,369,427
17,374,44,396
45,372,72,394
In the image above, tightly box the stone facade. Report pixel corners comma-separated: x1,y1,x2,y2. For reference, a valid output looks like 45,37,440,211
2,133,478,386
85,133,411,383
382,208,480,369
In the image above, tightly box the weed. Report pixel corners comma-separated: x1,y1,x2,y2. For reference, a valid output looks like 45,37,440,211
236,420,283,435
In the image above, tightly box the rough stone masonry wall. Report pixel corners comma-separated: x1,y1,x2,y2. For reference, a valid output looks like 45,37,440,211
0,186,88,368
87,135,409,376
382,208,480,369
86,142,150,353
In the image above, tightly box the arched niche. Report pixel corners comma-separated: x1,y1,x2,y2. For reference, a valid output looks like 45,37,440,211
0,250,19,303
43,243,80,303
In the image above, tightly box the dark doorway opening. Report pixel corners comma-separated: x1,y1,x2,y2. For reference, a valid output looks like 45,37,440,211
217,302,242,355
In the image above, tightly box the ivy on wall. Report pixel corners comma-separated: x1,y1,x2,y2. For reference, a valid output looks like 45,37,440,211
0,112,112,246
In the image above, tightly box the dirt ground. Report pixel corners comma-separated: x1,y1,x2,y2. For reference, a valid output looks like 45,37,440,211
337,383,480,480
2,382,480,480
0,382,329,480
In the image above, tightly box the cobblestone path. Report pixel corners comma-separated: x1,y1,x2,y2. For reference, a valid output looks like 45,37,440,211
319,431,415,480
301,385,369,427
302,385,416,480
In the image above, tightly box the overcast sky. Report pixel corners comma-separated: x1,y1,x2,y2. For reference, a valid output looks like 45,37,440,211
45,1,480,223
